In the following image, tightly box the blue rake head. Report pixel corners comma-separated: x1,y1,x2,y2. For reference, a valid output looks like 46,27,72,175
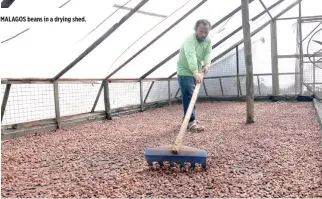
144,145,207,168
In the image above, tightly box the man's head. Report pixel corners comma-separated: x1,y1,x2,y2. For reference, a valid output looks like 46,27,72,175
194,19,211,41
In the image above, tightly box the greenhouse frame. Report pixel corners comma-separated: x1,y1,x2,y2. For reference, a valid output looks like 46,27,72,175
1,0,322,137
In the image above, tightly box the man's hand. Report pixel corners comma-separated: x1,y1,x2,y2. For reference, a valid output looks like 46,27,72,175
193,72,203,84
201,66,209,75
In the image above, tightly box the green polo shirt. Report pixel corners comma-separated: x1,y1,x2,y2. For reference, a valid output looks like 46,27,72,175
177,34,212,76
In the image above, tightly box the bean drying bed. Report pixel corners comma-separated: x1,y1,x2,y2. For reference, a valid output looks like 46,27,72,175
2,102,322,198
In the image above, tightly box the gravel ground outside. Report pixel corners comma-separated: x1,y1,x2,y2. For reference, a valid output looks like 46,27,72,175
2,102,322,198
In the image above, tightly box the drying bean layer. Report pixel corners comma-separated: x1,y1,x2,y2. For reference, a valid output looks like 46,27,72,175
2,102,322,198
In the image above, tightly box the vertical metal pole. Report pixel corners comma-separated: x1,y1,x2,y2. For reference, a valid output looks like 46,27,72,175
313,56,316,93
271,20,280,96
299,1,304,95
103,80,111,119
140,79,144,111
1,84,11,122
236,46,241,96
168,79,171,105
241,0,254,123
53,81,61,129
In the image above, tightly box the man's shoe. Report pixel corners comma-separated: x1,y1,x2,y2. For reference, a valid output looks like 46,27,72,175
187,120,204,132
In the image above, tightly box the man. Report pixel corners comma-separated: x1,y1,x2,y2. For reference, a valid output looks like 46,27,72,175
177,19,212,131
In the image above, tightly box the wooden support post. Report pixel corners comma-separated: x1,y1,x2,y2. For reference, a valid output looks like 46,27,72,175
299,1,304,95
53,81,61,129
219,78,224,95
168,79,171,105
241,0,254,123
1,84,11,122
271,20,280,95
103,80,111,119
140,79,144,112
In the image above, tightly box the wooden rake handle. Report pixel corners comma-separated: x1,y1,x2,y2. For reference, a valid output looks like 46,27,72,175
171,74,204,154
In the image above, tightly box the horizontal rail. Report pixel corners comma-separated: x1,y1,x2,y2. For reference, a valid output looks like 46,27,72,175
278,15,322,20
1,73,301,84
278,54,322,58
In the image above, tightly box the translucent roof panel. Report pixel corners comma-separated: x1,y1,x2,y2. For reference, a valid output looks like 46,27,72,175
101,0,243,78
148,0,278,78
277,20,298,55
1,0,313,79
145,0,299,78
0,0,138,78
264,0,298,19
61,0,193,78
301,0,322,16
303,23,322,56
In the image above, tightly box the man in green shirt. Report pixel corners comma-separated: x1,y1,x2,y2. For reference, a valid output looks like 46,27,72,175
177,19,212,131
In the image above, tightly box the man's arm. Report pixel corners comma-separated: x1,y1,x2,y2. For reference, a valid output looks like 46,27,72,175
183,39,198,74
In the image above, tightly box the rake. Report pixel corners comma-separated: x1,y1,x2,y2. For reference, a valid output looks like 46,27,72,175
144,74,207,168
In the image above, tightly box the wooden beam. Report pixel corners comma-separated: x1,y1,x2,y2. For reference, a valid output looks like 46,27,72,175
203,80,208,96
299,1,304,95
52,0,149,80
103,80,112,119
169,0,285,78
144,81,154,103
53,81,61,129
140,0,257,79
219,78,224,95
113,4,167,18
252,0,284,21
59,0,72,8
259,0,273,20
278,15,322,21
271,20,280,95
241,0,254,123
91,82,103,112
1,0,15,8
278,54,322,58
175,88,180,98
1,84,11,122
1,28,30,44
107,0,208,79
